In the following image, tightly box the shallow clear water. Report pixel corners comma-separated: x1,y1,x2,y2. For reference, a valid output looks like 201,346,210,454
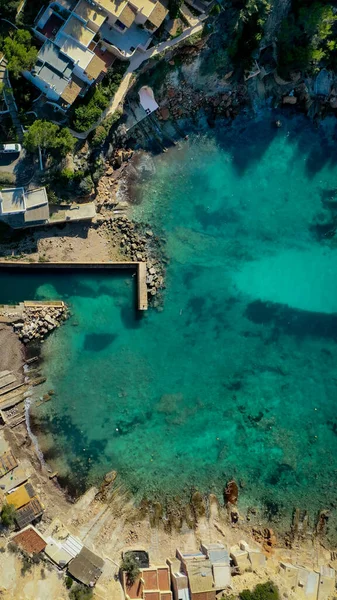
3,112,337,531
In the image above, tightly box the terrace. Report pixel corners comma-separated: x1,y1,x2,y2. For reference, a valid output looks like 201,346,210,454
91,43,116,70
100,21,151,54
38,12,65,41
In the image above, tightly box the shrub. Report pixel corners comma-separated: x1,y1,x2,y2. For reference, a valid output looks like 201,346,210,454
121,554,140,586
239,581,280,600
91,109,123,148
69,583,93,600
210,3,221,15
91,125,107,148
7,541,19,553
78,175,94,196
60,168,75,181
65,575,74,589
1,503,16,527
21,555,32,576
0,172,16,186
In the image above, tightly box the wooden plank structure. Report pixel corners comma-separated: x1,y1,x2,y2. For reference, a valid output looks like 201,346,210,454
0,450,18,477
0,372,16,390
0,262,148,311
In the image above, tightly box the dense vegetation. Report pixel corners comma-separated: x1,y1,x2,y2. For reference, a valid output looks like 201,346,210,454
200,0,337,78
72,62,127,132
2,29,37,77
277,0,337,76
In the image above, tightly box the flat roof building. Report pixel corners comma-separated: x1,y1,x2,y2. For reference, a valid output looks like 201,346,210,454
0,187,50,228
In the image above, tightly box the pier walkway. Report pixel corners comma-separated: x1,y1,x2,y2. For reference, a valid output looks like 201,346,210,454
0,261,148,311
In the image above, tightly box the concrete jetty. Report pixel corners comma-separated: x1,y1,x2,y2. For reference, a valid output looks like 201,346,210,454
0,261,148,311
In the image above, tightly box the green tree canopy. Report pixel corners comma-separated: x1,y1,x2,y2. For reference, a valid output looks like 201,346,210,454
23,120,76,157
1,503,16,528
3,29,38,78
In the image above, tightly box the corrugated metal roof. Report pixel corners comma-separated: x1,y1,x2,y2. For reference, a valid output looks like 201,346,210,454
15,497,44,529
62,534,83,558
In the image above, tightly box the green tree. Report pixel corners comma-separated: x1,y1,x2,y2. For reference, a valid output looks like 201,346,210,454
3,30,38,78
23,120,76,157
240,581,280,600
1,503,16,527
121,554,140,586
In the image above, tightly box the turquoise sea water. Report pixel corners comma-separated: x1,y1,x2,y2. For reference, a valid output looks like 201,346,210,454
2,112,337,530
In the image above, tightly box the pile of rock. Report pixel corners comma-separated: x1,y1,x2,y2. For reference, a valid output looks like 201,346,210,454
157,83,248,122
103,215,165,300
13,305,69,344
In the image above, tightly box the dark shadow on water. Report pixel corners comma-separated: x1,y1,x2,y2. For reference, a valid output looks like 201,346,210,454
120,304,143,329
83,333,117,352
213,110,337,179
194,202,239,230
213,113,280,175
246,299,337,341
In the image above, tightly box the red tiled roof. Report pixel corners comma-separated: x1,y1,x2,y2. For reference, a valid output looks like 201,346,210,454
12,526,46,554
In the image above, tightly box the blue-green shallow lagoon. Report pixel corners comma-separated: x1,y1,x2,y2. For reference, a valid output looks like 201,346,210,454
3,112,337,532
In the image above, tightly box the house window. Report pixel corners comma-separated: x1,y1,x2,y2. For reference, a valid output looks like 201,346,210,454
114,19,126,31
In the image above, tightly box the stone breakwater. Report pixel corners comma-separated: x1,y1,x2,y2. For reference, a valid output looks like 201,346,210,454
12,304,69,344
102,215,166,306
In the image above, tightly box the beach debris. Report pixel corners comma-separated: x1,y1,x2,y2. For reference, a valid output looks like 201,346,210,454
224,480,239,504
